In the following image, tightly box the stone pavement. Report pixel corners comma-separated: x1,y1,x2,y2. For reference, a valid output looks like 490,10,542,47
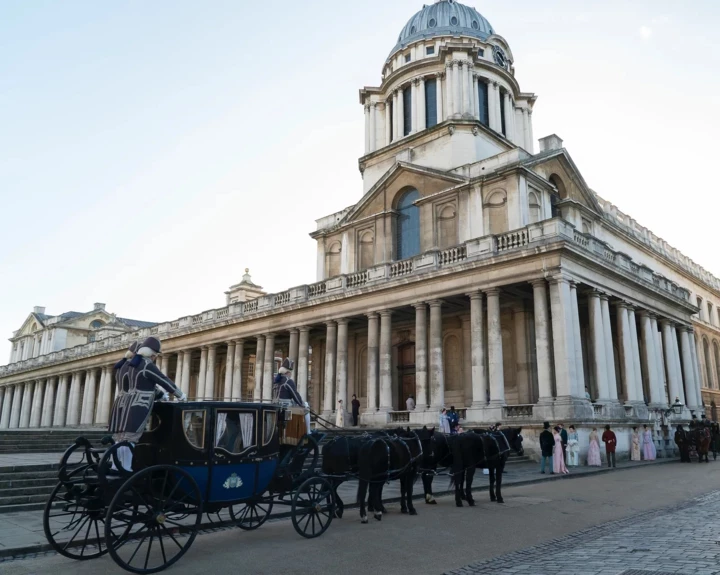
446,490,720,575
0,456,670,560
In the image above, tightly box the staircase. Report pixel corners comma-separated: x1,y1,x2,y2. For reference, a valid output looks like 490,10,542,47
0,429,107,454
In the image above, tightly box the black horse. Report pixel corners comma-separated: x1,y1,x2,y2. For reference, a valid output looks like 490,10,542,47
356,427,422,523
321,434,366,518
417,426,523,507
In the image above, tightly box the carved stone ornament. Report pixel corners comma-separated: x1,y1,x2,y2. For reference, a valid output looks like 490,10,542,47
472,126,479,136
448,125,455,136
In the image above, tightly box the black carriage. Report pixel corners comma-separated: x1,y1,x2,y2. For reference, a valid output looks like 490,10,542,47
43,400,334,574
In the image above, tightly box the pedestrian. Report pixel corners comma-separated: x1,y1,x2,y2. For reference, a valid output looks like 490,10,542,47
567,425,579,467
406,395,415,411
447,406,459,434
711,421,720,460
642,424,656,461
585,386,592,401
630,426,641,461
675,424,691,462
587,427,602,466
602,424,617,468
552,426,569,474
559,423,568,463
439,408,451,434
351,394,360,427
335,399,345,428
539,421,554,474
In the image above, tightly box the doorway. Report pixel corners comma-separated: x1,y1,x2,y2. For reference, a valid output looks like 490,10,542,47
397,343,416,409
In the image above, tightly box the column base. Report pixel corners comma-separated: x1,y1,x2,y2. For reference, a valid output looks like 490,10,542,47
360,411,390,426
533,397,593,421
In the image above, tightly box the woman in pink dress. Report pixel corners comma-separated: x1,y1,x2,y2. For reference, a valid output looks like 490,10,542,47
553,427,569,474
587,427,602,467
642,424,656,460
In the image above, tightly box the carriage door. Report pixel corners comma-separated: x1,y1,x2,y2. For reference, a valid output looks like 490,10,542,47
397,343,416,410
210,408,259,502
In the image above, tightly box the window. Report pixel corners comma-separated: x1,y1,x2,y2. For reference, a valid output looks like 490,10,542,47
404,53,411,63
425,78,437,128
426,46,435,56
477,81,489,126
90,320,104,329
263,411,277,445
248,360,255,379
396,189,421,260
215,409,256,455
403,87,412,136
708,303,714,325
478,48,485,58
437,204,457,249
444,335,462,391
499,90,506,135
358,230,374,270
703,338,714,389
428,18,436,27
581,218,592,234
326,242,342,277
450,16,458,26
183,410,206,451
472,20,479,29
528,191,541,224
714,342,720,390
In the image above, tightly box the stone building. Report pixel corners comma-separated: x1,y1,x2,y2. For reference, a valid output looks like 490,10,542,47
2,0,720,457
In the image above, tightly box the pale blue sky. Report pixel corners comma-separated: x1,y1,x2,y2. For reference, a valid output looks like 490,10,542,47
2,0,719,360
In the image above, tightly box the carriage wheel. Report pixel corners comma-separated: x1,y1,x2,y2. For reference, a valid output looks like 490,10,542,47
291,476,334,539
43,481,110,560
105,465,202,574
229,498,273,530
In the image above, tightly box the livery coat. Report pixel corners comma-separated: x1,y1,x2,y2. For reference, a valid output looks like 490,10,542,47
108,357,133,433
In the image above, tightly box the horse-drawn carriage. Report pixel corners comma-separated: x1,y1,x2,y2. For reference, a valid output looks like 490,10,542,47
42,400,334,574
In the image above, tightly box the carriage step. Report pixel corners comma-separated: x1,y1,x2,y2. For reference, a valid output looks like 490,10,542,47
0,477,57,489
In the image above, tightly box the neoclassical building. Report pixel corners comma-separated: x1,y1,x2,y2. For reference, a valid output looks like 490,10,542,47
2,0,720,454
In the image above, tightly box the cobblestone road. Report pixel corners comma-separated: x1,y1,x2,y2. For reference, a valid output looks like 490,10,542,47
447,490,720,575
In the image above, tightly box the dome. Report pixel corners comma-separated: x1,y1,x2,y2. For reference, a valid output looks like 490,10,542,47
389,0,495,59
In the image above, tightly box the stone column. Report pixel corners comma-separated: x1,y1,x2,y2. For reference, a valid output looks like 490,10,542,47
616,303,638,403
197,347,208,401
366,313,379,412
297,328,310,402
549,278,577,398
254,337,265,401
42,377,57,427
364,103,370,153
428,301,445,409
9,383,22,428
411,79,418,134
504,92,515,142
97,368,111,425
588,290,609,400
690,330,703,409
82,370,97,424
288,329,300,379
53,375,69,427
651,316,666,404
19,381,33,428
67,373,82,426
0,386,9,429
489,83,501,132
600,295,618,401
680,327,698,409
385,100,392,146
232,340,244,400
323,322,337,413
205,344,217,400
486,289,505,405
670,325,686,406
468,293,488,406
397,86,405,137
436,72,444,121
445,61,454,118
175,352,184,392
336,319,349,412
223,341,235,401
262,334,275,401
527,109,534,153
379,310,394,411
640,312,662,406
418,77,426,131
157,355,166,375
569,282,585,397
30,379,45,428
531,280,553,402
392,90,399,141
661,320,682,405
181,350,192,396
369,102,377,150
469,71,477,120
414,303,429,409
628,307,644,402
460,62,469,116
452,61,461,118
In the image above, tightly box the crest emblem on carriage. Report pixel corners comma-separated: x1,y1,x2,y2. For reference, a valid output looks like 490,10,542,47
223,473,243,489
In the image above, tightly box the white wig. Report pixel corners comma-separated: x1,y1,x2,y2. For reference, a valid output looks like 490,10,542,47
136,346,156,358
278,367,291,375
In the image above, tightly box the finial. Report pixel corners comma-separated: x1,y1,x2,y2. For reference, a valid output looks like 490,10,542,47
245,268,249,273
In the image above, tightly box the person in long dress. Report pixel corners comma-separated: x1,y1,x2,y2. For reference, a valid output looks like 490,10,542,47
335,399,345,428
587,427,602,467
642,424,656,460
439,408,451,434
631,426,641,461
567,425,580,467
552,427,569,474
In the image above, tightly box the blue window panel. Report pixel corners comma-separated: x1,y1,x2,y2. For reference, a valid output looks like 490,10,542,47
500,90,506,135
478,81,489,127
425,79,437,128
403,87,412,137
396,189,421,260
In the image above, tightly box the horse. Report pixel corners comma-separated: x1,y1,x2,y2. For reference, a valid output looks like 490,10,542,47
689,426,711,463
356,427,422,523
321,434,366,518
711,423,720,460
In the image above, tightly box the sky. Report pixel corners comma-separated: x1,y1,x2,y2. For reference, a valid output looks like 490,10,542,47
1,0,719,360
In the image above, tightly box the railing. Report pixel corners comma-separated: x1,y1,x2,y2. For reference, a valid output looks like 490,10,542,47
216,308,229,319
191,314,203,325
390,260,413,278
593,403,604,417
243,299,258,313
389,411,410,423
274,292,290,306
503,404,534,419
346,270,369,289
439,245,467,265
573,230,589,248
308,282,326,298
497,229,529,252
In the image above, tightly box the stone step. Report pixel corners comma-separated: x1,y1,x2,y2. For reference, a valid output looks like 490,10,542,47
0,477,58,489
0,484,57,498
0,463,59,474
0,492,48,507
0,501,49,514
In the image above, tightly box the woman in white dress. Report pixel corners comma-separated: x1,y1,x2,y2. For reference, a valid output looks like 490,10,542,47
335,399,345,428
439,408,451,434
567,425,580,467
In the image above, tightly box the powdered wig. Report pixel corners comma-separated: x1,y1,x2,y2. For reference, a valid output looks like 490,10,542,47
136,346,157,358
278,367,291,375
124,341,139,359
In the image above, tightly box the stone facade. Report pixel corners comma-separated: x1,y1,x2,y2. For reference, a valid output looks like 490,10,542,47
2,1,720,460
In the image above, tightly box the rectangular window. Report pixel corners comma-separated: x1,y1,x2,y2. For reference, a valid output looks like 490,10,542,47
425,78,437,128
499,90,506,135
426,46,435,56
477,81,489,126
404,53,411,63
478,48,485,58
403,87,412,136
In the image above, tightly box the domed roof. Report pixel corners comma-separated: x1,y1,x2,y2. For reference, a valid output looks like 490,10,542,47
389,0,495,59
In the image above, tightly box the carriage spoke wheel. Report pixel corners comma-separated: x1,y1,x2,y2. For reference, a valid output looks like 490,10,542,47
229,498,273,531
43,481,109,560
105,465,202,574
291,477,334,539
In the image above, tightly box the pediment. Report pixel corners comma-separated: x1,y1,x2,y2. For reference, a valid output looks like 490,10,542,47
336,162,467,229
14,313,45,338
56,310,115,330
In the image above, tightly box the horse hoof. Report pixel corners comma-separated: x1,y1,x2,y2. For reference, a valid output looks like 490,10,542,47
426,500,437,505
361,516,368,524
335,510,344,519
401,508,408,514
409,509,417,516
374,513,382,521
496,498,504,504
456,501,463,508
468,500,475,507
490,497,496,502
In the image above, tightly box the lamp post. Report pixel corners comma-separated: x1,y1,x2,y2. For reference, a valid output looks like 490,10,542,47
653,398,683,458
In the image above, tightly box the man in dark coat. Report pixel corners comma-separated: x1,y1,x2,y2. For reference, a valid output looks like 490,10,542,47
274,358,311,434
675,424,691,462
602,424,617,468
559,423,568,463
351,394,361,427
539,421,554,474
447,406,460,434
108,341,138,435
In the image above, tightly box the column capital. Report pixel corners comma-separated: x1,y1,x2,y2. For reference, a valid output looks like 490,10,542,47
613,300,631,310
324,321,336,328
529,279,547,289
378,309,395,317
568,280,580,288
599,293,610,302
484,287,502,296
298,325,311,333
637,309,651,319
264,332,277,338
366,312,379,320
548,275,572,286
207,343,218,350
288,327,300,335
232,338,245,345
412,302,428,310
466,291,483,301
336,318,349,326
659,318,674,328
427,300,443,308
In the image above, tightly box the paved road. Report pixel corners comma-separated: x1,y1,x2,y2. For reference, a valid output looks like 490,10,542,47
4,461,720,575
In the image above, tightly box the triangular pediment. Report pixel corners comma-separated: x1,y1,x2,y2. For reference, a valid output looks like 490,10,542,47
13,313,46,339
56,309,116,330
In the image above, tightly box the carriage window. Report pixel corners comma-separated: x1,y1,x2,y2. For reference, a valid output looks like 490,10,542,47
144,413,161,433
183,410,206,451
215,410,256,455
263,411,277,446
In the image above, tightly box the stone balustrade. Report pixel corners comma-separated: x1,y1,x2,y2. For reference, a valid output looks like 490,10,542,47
0,217,692,377
503,404,533,418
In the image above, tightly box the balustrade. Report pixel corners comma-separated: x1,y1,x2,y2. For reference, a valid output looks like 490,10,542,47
274,292,291,306
389,411,410,423
439,245,467,265
346,270,369,288
497,229,529,252
390,260,413,278
502,404,533,419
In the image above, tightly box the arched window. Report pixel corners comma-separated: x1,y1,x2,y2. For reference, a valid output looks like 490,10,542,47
90,320,105,329
443,335,462,391
358,230,374,270
703,338,713,389
326,242,342,278
528,191,541,224
549,174,568,199
436,203,457,249
484,190,508,235
396,189,421,260
31,323,38,332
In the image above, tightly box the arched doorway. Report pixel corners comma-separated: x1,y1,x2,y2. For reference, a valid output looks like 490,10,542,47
397,342,416,409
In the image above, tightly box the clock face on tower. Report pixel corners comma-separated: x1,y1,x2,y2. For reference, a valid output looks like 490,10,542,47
493,45,508,69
